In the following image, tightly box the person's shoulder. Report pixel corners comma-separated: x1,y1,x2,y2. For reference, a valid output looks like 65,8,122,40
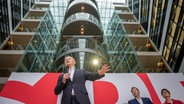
142,97,152,103
75,69,85,73
142,97,151,100
172,99,184,103
77,69,88,72
75,68,82,72
128,99,136,102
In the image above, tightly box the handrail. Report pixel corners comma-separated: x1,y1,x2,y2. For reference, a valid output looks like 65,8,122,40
62,12,102,32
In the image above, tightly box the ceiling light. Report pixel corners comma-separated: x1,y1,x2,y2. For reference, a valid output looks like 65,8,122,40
81,6,84,10
80,61,83,64
80,57,83,60
10,42,13,45
157,60,164,68
81,28,84,31
146,43,151,48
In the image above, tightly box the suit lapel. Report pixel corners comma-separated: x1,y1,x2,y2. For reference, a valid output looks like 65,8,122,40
72,69,77,82
134,99,140,104
141,98,146,104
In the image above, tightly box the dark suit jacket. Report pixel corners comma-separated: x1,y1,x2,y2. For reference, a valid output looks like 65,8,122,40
54,69,104,104
128,97,153,104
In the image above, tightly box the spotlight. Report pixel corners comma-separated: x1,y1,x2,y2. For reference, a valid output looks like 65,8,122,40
81,6,84,10
93,59,98,65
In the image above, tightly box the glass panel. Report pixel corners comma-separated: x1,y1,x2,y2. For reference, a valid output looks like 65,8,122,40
179,30,184,45
174,7,181,23
171,23,176,37
166,35,173,49
162,0,183,72
175,45,181,61
163,47,170,61
15,9,60,72
178,0,183,6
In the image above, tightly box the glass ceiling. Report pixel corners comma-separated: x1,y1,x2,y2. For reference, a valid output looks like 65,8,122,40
49,0,127,34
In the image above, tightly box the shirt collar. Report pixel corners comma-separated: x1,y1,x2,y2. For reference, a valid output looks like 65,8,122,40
136,98,143,104
69,66,75,70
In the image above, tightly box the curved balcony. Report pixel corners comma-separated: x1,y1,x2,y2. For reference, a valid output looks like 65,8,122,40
65,0,100,21
55,37,105,57
62,13,103,35
68,0,98,7
52,37,108,72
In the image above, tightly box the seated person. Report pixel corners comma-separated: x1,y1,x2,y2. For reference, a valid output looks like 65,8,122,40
161,88,184,104
128,87,153,104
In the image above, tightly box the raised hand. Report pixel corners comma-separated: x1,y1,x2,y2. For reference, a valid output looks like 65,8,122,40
98,64,110,75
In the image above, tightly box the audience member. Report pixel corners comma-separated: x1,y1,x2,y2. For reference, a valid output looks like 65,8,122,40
128,87,153,104
161,88,184,104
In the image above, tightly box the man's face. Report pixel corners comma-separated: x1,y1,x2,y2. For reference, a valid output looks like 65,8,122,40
131,88,140,98
64,56,76,68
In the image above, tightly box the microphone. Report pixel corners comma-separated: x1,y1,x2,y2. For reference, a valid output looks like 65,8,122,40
62,65,69,74
62,65,70,82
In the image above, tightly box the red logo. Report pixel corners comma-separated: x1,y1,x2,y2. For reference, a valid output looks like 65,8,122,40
0,73,60,104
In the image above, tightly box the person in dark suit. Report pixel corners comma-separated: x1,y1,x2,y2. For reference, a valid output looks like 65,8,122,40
128,87,153,104
54,56,110,104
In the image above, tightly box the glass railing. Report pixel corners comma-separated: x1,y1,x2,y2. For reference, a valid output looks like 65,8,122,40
105,33,145,72
120,19,137,22
134,46,156,52
115,10,131,13
15,27,38,32
125,30,146,34
68,0,97,11
15,9,60,72
3,44,27,50
54,37,107,59
31,7,48,10
25,16,43,19
62,12,103,31
104,11,145,73
146,68,172,73
52,37,109,72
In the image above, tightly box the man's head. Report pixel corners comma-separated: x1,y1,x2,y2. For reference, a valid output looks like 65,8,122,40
64,56,76,68
131,87,140,98
161,88,170,99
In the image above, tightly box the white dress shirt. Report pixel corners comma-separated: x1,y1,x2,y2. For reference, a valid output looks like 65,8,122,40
68,66,75,95
136,98,143,104
68,66,75,81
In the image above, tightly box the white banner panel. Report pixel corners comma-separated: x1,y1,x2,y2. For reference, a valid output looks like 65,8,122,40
0,73,184,104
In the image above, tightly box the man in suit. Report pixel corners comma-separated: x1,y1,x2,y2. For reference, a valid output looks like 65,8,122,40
128,87,153,104
54,56,110,104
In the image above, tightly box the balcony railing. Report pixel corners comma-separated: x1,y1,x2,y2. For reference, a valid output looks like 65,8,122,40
68,0,98,11
62,12,103,32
